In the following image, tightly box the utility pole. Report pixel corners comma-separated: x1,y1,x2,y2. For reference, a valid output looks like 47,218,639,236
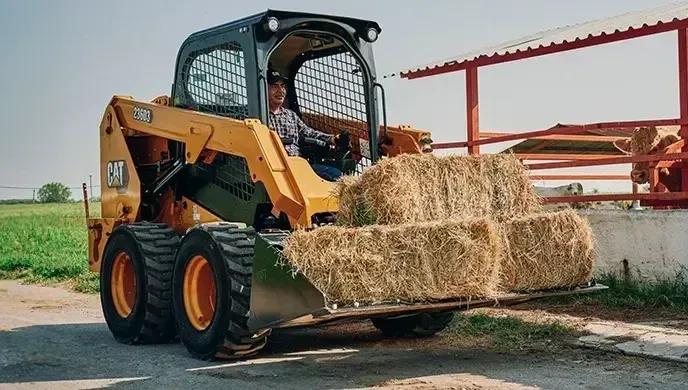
89,174,93,201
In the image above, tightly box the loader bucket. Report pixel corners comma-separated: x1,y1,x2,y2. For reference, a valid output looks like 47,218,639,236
247,232,607,332
248,231,328,331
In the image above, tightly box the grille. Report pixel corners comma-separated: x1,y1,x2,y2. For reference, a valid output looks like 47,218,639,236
183,42,248,120
212,153,255,202
294,52,372,174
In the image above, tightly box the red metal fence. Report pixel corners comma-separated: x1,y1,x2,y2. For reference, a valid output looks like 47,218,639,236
400,11,688,207
432,118,688,204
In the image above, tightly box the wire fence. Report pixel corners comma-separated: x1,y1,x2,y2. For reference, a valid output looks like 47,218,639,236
0,183,102,202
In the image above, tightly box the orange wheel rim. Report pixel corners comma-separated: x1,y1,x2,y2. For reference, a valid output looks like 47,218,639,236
183,255,217,331
111,251,137,318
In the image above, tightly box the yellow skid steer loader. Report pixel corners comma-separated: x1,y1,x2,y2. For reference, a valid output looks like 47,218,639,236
87,10,604,360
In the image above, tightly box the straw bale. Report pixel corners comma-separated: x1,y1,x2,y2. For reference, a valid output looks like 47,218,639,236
336,153,541,226
282,218,502,305
501,210,595,291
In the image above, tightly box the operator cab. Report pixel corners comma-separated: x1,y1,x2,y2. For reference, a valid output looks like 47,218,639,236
172,10,383,175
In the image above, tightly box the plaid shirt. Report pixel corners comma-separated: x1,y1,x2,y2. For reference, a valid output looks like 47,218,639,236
268,107,332,156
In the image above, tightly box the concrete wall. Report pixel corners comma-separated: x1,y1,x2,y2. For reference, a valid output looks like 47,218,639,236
578,209,688,281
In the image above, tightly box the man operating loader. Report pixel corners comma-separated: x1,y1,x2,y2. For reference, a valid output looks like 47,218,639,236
266,69,343,181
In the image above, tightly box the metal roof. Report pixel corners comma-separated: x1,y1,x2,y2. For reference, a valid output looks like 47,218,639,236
397,2,688,79
498,124,632,156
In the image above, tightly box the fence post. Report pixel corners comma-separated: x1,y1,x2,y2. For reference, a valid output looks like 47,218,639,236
466,66,479,155
678,29,688,191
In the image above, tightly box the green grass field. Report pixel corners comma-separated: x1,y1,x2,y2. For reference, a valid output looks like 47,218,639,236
0,202,99,293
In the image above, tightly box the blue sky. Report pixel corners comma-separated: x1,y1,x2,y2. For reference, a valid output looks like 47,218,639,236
0,0,680,198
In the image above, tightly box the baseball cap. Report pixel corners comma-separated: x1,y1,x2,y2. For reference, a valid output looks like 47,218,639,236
267,69,288,84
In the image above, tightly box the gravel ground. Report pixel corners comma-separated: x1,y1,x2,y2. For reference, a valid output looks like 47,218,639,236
1,280,687,389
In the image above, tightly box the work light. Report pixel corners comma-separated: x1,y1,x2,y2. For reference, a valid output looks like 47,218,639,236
365,28,378,42
267,17,280,32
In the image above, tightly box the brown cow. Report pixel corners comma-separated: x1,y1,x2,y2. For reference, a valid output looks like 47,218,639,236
613,126,681,191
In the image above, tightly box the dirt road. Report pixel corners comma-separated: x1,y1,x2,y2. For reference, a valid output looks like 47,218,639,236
1,280,687,389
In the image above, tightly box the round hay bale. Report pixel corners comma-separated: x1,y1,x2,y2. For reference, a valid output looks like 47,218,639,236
282,218,503,305
501,210,596,291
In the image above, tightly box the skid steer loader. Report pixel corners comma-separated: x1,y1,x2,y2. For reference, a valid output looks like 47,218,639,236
87,10,604,360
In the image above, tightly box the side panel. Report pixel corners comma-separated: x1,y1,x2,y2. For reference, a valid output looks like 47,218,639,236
99,105,141,221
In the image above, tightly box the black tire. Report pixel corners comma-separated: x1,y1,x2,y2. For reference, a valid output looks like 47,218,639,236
100,222,179,344
372,312,454,337
172,223,269,360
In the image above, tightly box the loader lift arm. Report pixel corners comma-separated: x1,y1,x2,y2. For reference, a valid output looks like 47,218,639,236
100,95,337,228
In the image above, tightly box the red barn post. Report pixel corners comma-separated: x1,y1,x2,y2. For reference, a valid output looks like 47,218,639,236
678,28,688,191
466,66,480,155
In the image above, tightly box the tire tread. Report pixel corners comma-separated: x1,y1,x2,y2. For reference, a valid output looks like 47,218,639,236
205,224,268,359
121,222,179,344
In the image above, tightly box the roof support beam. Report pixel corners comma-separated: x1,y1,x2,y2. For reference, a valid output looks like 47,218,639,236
678,28,688,191
466,66,479,155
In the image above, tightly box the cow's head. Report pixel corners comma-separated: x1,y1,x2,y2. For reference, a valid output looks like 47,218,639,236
613,126,680,184
567,183,583,195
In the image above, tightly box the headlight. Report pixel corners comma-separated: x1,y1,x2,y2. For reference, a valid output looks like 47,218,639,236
365,28,378,42
267,17,280,32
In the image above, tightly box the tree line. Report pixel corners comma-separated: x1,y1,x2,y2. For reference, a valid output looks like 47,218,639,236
0,182,74,204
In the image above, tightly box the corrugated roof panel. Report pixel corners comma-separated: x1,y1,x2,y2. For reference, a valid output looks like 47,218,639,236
397,2,688,79
497,125,633,155
505,139,625,156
